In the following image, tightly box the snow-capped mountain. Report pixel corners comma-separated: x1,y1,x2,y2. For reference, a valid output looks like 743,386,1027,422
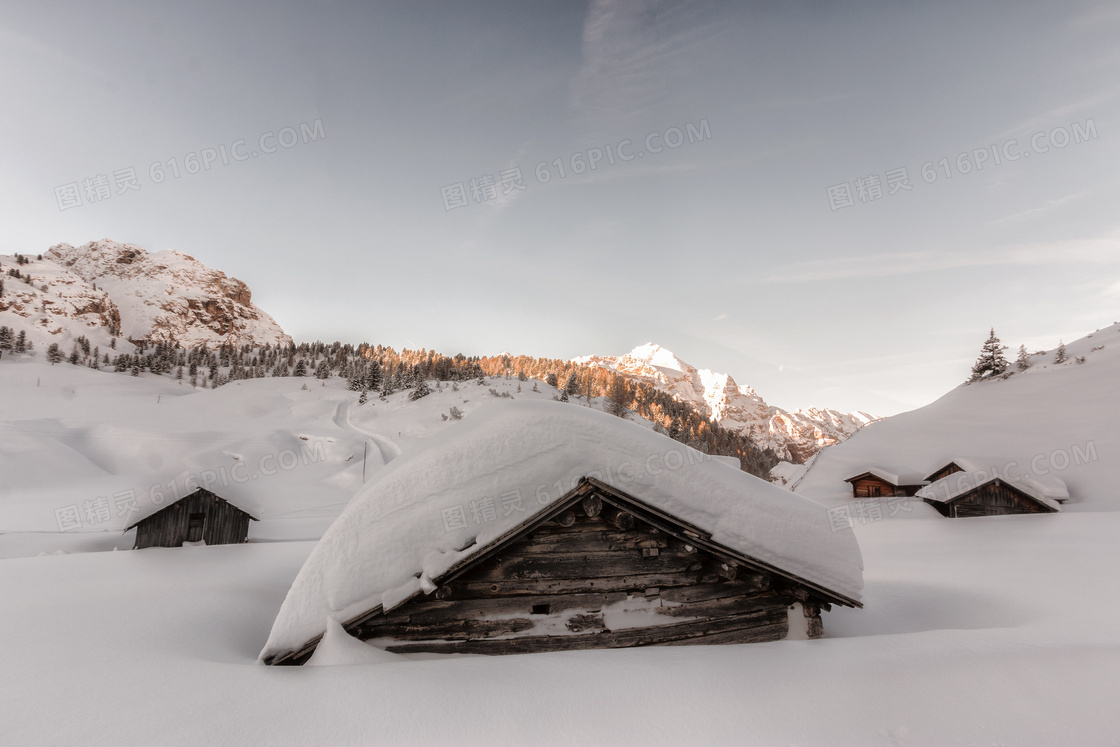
0,240,290,349
793,322,1120,510
575,343,876,461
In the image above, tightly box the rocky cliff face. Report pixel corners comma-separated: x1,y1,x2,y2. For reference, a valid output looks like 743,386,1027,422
0,240,290,351
576,343,876,462
0,257,122,343
13,239,292,348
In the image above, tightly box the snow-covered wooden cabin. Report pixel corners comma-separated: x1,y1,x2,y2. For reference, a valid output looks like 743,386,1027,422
917,463,1066,518
843,467,927,498
260,401,863,665
126,488,258,549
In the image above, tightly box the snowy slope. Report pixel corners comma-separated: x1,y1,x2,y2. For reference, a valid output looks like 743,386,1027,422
0,239,290,349
576,343,876,461
0,358,610,552
794,323,1120,511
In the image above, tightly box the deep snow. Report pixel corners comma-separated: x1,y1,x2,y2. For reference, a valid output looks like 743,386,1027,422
2,324,1120,745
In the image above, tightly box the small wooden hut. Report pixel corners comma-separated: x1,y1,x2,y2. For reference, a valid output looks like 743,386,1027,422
843,467,927,498
126,488,258,549
918,474,1061,517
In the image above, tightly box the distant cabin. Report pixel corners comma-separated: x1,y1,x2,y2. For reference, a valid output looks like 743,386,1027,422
264,477,860,665
843,467,927,498
918,475,1061,517
126,488,258,549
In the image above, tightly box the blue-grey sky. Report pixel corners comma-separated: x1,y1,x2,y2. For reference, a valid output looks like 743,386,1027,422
2,0,1118,415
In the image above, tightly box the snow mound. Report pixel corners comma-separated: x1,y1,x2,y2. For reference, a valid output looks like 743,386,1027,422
306,619,405,666
260,400,864,661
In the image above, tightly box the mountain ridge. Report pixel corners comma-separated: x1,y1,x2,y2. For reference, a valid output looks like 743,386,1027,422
575,343,876,462
0,239,290,350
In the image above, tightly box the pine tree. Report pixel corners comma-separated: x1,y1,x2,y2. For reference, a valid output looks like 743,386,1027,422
15,331,26,354
47,343,63,365
366,361,382,391
0,326,12,351
1016,345,1031,371
358,389,368,405
545,372,558,389
410,378,431,401
968,328,1009,381
1054,340,1067,364
564,373,580,396
606,374,629,417
315,359,331,379
294,359,308,377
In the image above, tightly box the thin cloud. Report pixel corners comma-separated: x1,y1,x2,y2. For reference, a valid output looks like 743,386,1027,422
764,234,1120,283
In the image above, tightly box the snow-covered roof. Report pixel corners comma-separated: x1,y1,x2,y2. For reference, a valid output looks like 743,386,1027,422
924,457,1012,480
259,400,864,662
917,472,1065,511
124,483,260,530
844,466,928,487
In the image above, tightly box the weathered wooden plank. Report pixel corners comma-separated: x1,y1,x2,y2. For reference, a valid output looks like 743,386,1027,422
449,569,710,597
471,550,702,581
658,576,770,603
358,616,536,641
376,606,789,655
386,591,631,623
499,532,673,556
655,590,785,619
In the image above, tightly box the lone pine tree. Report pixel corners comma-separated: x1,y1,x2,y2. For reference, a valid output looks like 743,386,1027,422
969,328,1009,381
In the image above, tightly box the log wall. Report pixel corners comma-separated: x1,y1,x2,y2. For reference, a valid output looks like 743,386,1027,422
849,476,903,498
949,481,1053,517
348,498,820,656
133,489,252,548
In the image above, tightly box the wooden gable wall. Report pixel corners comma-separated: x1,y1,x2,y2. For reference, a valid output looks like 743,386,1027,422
338,494,823,658
944,481,1054,518
849,475,905,498
926,463,964,483
134,489,252,549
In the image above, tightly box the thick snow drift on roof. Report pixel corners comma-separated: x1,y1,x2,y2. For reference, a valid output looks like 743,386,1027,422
260,400,863,660
918,472,1064,510
844,466,927,486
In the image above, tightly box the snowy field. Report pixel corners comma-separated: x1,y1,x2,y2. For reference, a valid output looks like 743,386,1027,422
3,339,1120,745
1,513,1117,745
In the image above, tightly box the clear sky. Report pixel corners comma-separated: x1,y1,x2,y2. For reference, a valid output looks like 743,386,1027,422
2,0,1118,415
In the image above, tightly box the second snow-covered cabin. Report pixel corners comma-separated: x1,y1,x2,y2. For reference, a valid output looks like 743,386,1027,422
126,488,258,549
260,401,863,665
918,469,1066,518
843,467,928,498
